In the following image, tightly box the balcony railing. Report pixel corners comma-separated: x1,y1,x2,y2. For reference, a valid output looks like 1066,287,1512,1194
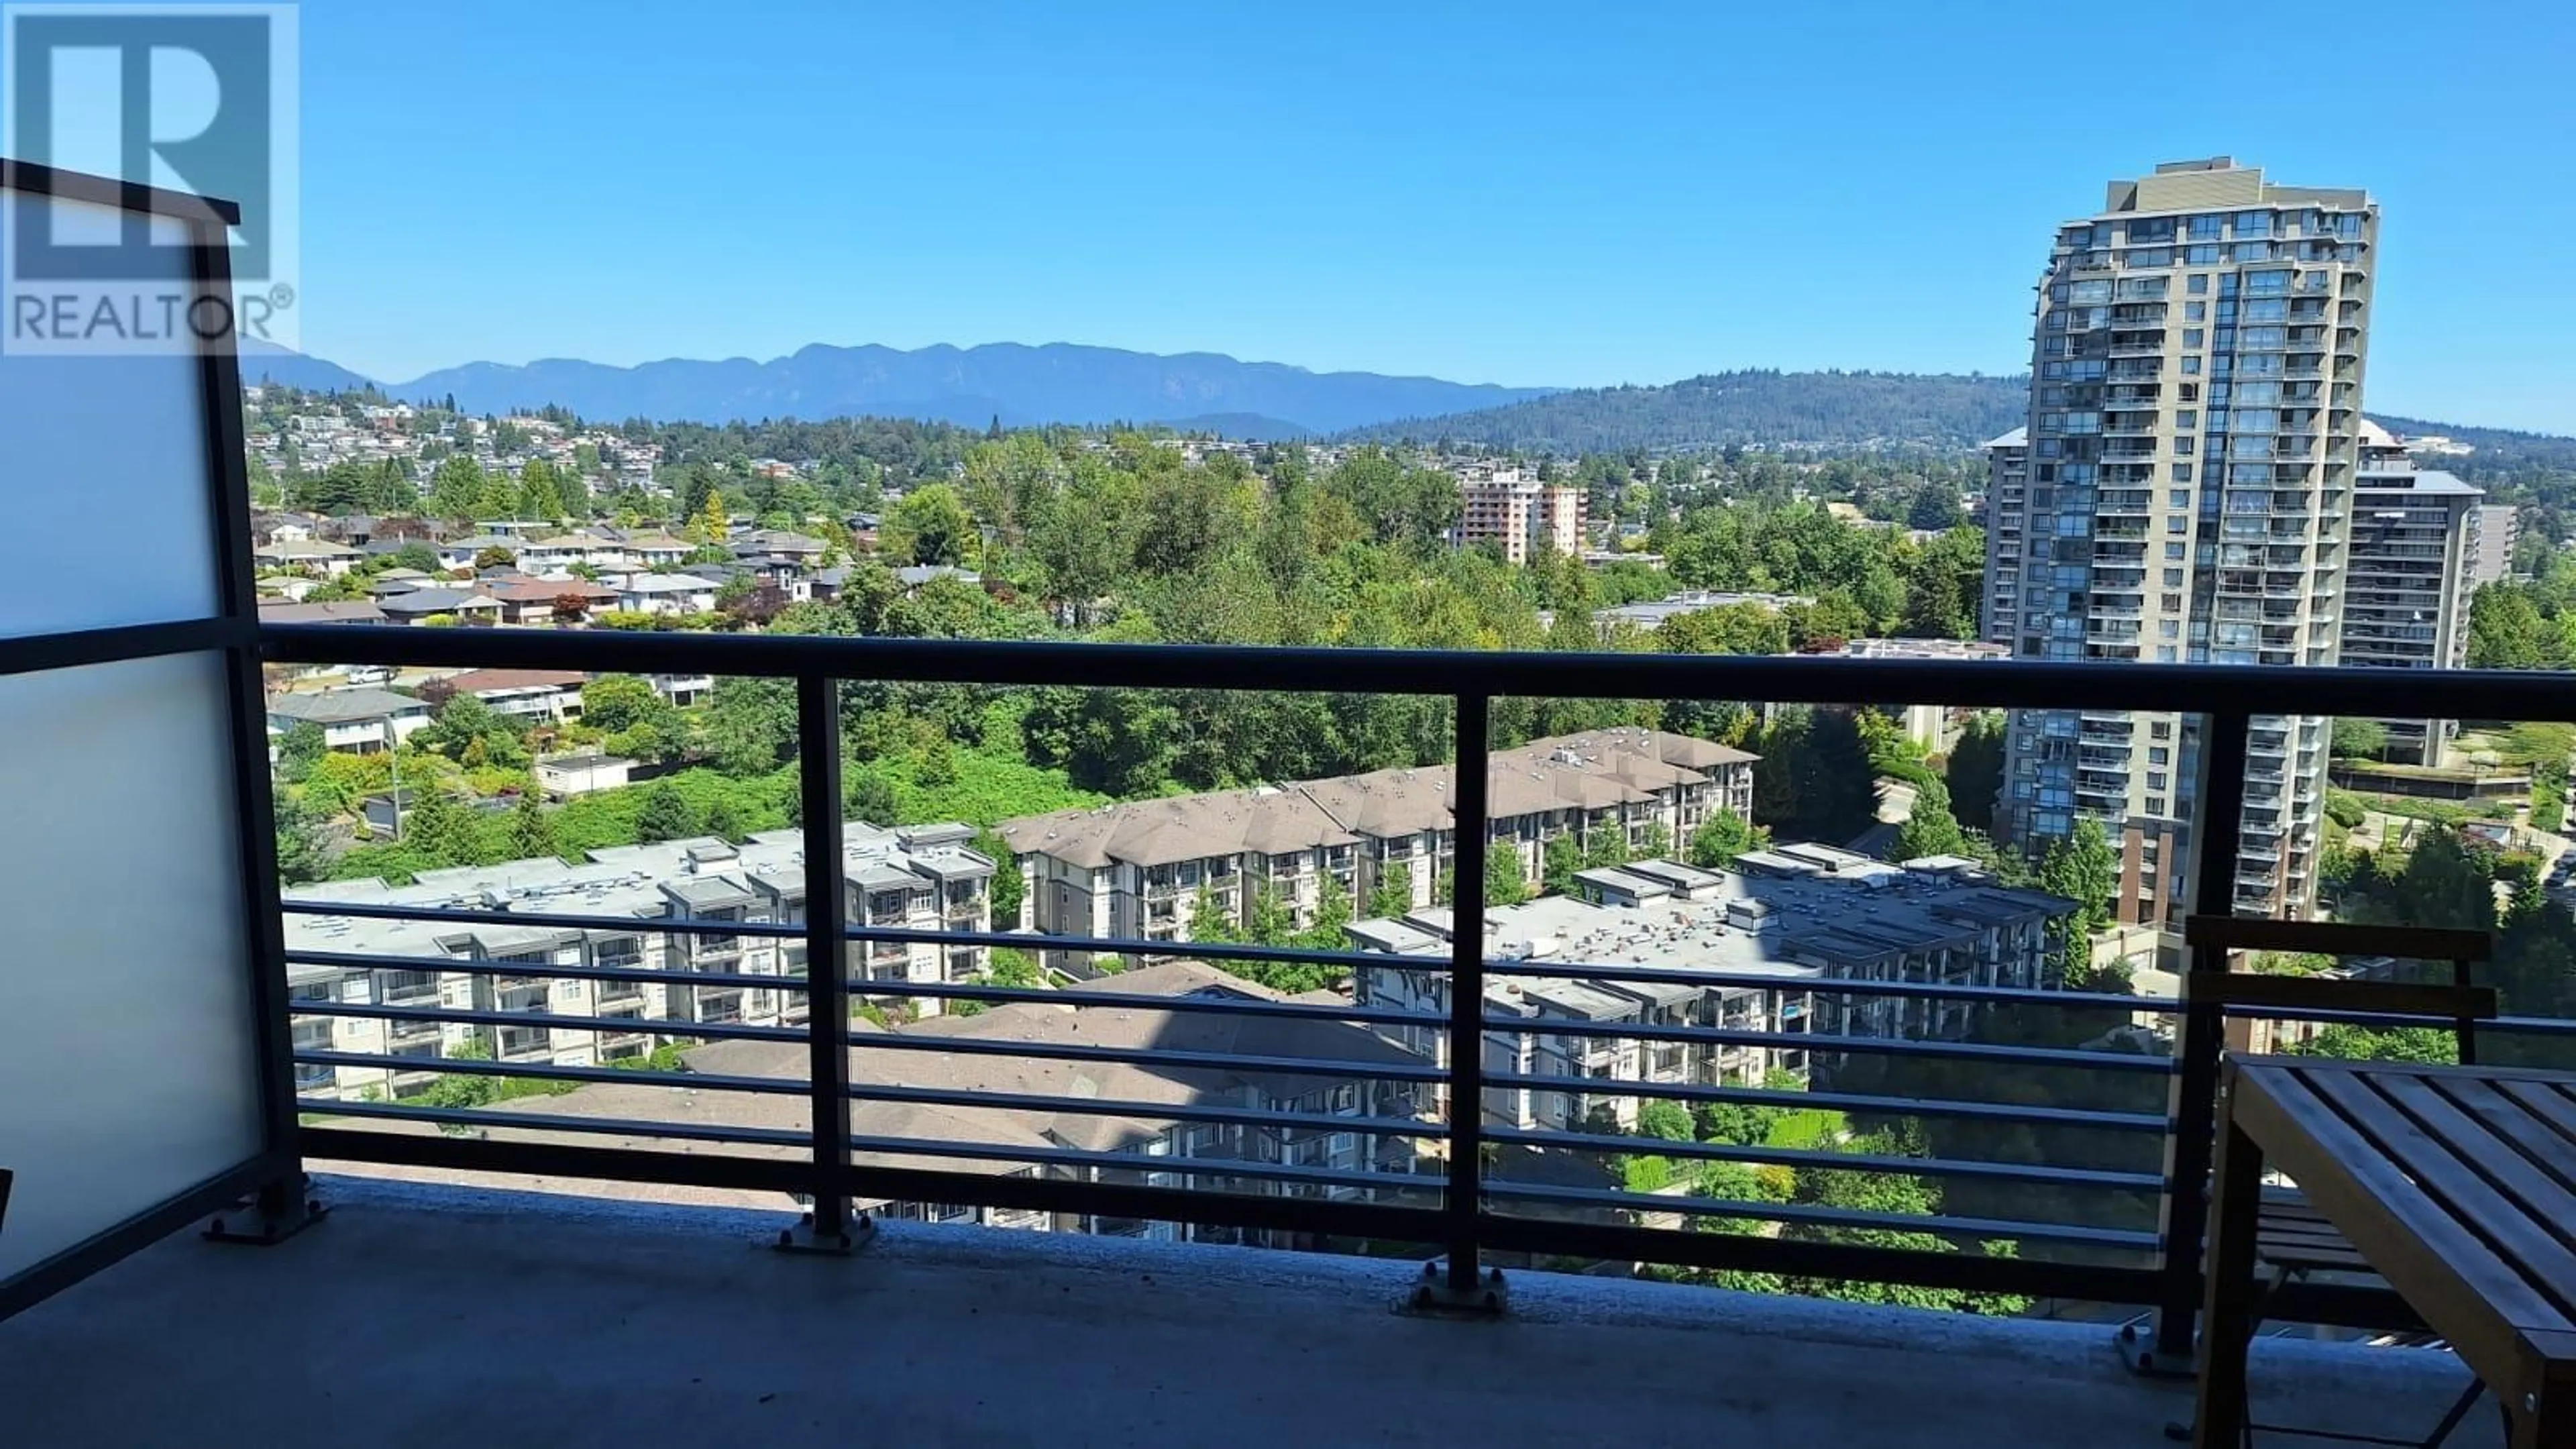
19,598,2576,1362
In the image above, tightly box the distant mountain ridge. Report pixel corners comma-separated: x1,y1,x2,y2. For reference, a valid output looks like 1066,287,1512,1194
234,340,1552,434
1346,370,2033,453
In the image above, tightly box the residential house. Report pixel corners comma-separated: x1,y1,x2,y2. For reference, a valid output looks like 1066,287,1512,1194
258,600,387,627
252,538,364,576
433,534,528,570
429,668,590,725
612,573,722,616
378,587,506,626
487,577,621,627
266,686,434,754
534,753,635,798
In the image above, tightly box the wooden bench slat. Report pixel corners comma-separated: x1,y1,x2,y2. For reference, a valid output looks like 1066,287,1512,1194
2373,1076,2576,1316
2306,1069,2576,1331
2426,1078,2576,1205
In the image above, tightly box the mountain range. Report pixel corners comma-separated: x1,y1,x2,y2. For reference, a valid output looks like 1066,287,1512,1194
237,340,1551,436
237,339,2571,457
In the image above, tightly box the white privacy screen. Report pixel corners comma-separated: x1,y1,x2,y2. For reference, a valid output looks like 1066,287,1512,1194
0,191,220,638
0,651,264,1280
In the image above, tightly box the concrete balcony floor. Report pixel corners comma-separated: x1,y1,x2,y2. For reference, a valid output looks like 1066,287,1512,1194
2,1175,2498,1448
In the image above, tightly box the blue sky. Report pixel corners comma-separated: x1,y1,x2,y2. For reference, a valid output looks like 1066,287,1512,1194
279,0,2575,431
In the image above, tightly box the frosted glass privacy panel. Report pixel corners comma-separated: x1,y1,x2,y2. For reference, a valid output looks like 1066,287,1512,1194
0,651,263,1281
0,192,221,637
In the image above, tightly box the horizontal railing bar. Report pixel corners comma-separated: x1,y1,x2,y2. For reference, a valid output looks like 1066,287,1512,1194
1476,1214,2161,1302
1475,1071,2170,1132
297,1050,802,1095
280,896,802,940
1477,957,2170,1010
286,947,1448,1029
288,949,797,994
301,1000,806,1046
1478,1179,2164,1250
0,616,243,678
295,1050,1448,1139
844,922,1443,975
2218,1005,2576,1037
1481,1126,2165,1191
835,1027,1450,1085
1483,1015,2175,1071
845,975,1446,1028
303,1097,811,1149
301,1128,1452,1244
307,1099,1432,1196
836,1134,1436,1196
259,623,2576,717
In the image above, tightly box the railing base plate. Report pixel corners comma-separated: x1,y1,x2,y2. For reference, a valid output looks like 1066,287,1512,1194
203,1179,328,1248
773,1211,875,1256
1401,1260,1507,1318
2116,1320,2196,1379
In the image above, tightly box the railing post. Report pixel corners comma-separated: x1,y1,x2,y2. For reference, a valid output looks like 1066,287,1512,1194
2139,707,2249,1371
1414,691,1503,1314
781,672,864,1254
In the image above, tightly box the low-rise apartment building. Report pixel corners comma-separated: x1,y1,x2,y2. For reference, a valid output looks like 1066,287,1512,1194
283,822,994,1102
1346,845,2074,1133
999,728,1758,971
370,960,1432,1245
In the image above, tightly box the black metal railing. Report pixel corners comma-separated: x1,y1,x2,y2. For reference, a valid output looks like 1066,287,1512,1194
260,622,2576,1340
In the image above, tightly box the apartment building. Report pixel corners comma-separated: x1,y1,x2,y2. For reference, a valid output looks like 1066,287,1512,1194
1458,468,1585,564
1346,845,2073,1132
1980,427,2029,646
419,961,1432,1243
1990,158,2379,929
282,822,994,1101
2471,503,2520,587
2341,422,2483,765
998,728,1758,969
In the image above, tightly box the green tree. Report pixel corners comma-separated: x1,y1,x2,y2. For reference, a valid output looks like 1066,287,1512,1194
1943,712,2006,835
1688,808,1765,869
276,721,328,784
704,797,746,843
847,769,900,826
1635,1098,1694,1142
2330,717,2389,761
2037,817,2119,979
882,483,975,566
973,828,1024,928
506,789,557,861
1892,777,1969,861
636,782,697,843
1364,869,1415,920
428,455,487,517
1542,832,1583,896
517,458,569,522
274,794,328,885
1484,847,1532,907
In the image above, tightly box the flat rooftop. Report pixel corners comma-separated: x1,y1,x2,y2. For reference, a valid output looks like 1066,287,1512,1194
0,1176,2497,1449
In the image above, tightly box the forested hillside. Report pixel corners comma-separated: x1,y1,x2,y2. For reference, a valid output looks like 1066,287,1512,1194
1348,370,2030,453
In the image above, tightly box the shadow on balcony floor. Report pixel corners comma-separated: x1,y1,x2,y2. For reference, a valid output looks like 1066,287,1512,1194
1,1175,2497,1449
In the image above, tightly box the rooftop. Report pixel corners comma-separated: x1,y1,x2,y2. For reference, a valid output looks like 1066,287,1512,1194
264,686,429,723
0,1175,2492,1449
284,823,994,959
1354,849,2075,982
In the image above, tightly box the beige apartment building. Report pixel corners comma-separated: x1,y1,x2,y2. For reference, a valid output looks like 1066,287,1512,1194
1989,158,2379,929
1458,468,1585,564
998,727,1756,971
